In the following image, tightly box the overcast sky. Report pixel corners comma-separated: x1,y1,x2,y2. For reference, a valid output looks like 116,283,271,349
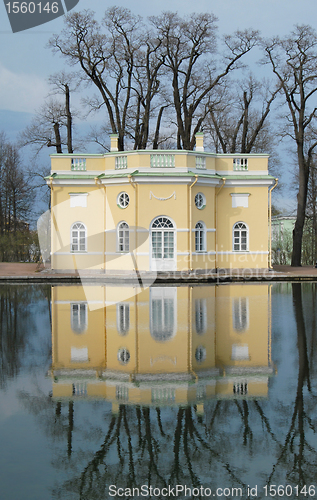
1,0,316,118
1,0,317,211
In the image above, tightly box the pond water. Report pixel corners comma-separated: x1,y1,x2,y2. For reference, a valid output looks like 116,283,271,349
0,282,316,500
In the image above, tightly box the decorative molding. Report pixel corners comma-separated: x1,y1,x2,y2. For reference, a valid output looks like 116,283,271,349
55,300,103,304
150,355,177,366
218,251,269,255
53,251,103,255
149,191,176,201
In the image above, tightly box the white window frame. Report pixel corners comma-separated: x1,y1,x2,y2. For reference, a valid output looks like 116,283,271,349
150,287,177,342
71,302,88,333
117,192,130,209
232,297,249,332
71,222,87,252
195,221,206,252
232,222,248,252
195,298,207,334
150,216,176,271
195,346,207,363
117,348,130,365
117,221,129,253
194,192,206,210
116,303,130,335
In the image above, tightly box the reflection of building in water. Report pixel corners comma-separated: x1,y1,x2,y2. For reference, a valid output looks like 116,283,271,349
50,284,273,408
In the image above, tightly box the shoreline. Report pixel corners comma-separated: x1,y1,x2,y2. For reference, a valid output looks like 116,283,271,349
0,263,317,284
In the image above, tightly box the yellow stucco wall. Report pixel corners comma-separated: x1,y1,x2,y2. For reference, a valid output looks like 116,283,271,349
51,284,272,403
49,149,272,271
51,286,106,370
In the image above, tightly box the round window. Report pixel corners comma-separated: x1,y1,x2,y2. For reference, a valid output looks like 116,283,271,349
195,346,206,363
195,193,206,210
117,348,130,365
117,192,130,209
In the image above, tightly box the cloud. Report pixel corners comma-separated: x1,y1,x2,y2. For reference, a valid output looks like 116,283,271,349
0,63,49,114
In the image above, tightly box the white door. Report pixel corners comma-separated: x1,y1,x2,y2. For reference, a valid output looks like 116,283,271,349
150,217,176,271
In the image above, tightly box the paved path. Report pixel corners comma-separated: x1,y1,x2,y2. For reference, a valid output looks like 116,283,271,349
0,262,317,281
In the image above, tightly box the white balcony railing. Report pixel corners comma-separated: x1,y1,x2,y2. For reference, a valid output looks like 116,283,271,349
195,156,206,169
233,158,248,171
71,158,86,171
150,154,175,168
151,387,175,403
115,155,128,169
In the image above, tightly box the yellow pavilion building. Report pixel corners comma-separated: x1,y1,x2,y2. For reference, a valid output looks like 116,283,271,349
47,134,276,273
50,284,273,407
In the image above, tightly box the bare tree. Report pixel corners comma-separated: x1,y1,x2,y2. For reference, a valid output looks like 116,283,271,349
0,140,33,234
49,8,169,151
48,71,80,154
0,134,35,261
20,98,66,154
207,75,279,155
150,12,260,150
264,25,317,266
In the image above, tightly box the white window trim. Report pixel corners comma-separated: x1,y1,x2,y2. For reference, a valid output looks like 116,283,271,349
70,222,87,253
150,216,177,271
194,221,207,252
71,302,88,333
232,221,249,252
195,298,207,334
116,302,130,335
232,297,249,332
194,192,206,210
150,287,177,342
117,191,130,209
117,221,130,253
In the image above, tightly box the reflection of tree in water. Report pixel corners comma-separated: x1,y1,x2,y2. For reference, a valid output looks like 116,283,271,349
0,285,51,388
15,283,317,499
265,283,317,488
17,387,317,500
50,403,249,499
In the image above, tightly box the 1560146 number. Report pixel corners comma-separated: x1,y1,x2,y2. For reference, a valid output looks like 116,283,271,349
5,2,59,14
263,485,316,497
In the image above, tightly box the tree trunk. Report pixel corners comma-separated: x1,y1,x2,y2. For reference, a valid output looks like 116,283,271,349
65,84,73,154
292,150,309,266
53,122,62,154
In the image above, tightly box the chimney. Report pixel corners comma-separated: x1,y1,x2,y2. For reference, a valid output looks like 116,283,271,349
195,132,204,152
110,134,119,152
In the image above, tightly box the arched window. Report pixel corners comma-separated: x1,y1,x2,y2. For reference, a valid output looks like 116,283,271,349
117,303,130,335
152,216,174,229
150,287,177,342
117,222,129,252
195,299,207,334
151,217,175,259
232,297,249,332
233,222,248,251
71,222,87,252
71,303,87,333
195,221,206,252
